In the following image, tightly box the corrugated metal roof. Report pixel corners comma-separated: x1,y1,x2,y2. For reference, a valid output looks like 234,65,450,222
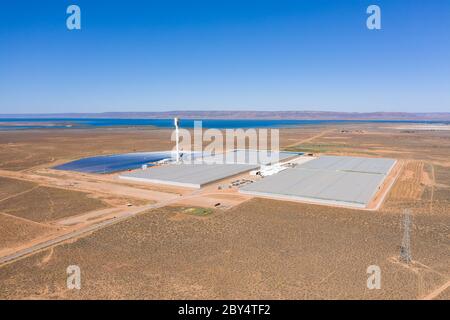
118,150,301,188
240,156,396,208
299,155,395,174
240,167,386,207
195,150,300,165
119,163,259,188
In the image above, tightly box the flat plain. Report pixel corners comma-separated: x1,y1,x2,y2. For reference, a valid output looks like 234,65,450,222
0,123,449,299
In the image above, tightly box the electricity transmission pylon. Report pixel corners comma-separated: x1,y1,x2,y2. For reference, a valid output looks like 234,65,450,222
400,209,412,264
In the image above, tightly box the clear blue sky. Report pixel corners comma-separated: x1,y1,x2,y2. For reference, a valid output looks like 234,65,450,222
1,0,449,113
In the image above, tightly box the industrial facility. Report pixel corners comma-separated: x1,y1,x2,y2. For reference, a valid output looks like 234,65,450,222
118,150,301,188
117,150,396,209
55,118,398,210
240,155,397,209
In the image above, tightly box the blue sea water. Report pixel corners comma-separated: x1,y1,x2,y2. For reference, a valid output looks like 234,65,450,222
0,118,446,130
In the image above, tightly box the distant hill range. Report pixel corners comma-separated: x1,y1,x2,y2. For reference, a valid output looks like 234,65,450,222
1,111,450,121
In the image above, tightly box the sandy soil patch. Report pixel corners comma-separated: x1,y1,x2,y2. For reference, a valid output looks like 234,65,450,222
0,213,55,252
0,177,36,200
0,186,107,223
0,199,448,299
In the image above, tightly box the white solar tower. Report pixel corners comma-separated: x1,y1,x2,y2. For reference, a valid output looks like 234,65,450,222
174,117,180,163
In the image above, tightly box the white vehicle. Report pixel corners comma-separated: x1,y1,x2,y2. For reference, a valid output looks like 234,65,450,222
254,164,288,177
